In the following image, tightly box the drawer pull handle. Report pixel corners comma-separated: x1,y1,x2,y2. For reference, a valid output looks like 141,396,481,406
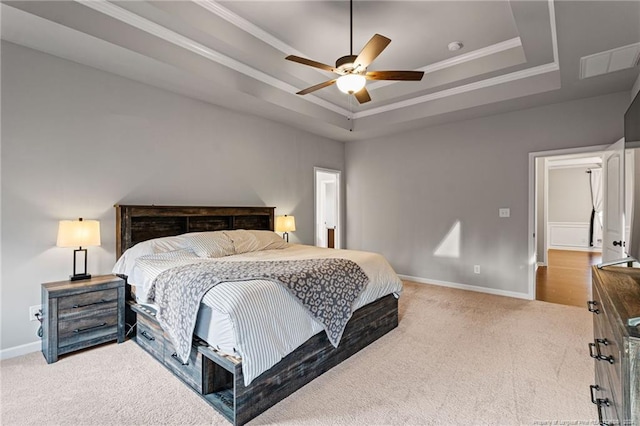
587,300,600,314
171,352,189,366
73,322,107,333
140,331,155,341
589,339,615,364
596,397,610,426
72,299,109,308
589,384,600,404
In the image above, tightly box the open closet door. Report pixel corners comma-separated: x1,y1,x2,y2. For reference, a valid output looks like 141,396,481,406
601,138,626,263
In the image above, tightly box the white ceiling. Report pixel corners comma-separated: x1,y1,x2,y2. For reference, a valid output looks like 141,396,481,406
2,0,639,142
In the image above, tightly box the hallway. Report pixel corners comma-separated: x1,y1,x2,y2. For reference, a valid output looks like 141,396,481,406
536,249,602,308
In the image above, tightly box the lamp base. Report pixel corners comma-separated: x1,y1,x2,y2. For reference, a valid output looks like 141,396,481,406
70,273,92,282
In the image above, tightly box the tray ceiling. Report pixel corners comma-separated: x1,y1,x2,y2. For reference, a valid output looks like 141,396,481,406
2,1,639,141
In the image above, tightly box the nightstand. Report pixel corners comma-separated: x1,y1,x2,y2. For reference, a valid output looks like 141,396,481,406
41,274,125,364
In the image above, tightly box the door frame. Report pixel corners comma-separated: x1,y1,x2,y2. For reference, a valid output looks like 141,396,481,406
528,144,609,300
314,167,342,249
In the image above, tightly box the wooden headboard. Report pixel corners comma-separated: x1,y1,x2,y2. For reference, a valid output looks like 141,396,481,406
115,205,275,259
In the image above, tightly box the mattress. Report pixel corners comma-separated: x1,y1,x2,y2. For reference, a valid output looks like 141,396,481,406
118,242,403,384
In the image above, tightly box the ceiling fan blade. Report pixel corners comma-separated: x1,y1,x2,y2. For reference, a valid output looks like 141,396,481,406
354,87,371,104
365,70,425,81
286,55,336,73
296,79,337,95
354,34,391,70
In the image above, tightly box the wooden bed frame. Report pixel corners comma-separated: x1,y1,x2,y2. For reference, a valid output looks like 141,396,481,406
115,204,399,425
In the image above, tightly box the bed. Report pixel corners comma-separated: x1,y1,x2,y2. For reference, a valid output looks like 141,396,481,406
115,205,401,425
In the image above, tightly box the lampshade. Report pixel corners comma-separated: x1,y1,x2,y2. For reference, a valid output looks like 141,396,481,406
57,219,101,248
275,215,296,232
336,74,366,94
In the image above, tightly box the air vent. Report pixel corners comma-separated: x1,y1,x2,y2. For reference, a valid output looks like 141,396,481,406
579,42,640,79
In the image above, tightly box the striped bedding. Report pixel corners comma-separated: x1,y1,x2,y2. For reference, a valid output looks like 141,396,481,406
127,244,403,385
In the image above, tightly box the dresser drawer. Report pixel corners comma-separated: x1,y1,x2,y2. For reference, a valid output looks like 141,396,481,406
591,285,623,400
164,339,214,394
593,358,620,425
136,314,165,361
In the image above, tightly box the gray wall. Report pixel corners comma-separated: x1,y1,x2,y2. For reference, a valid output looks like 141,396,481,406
548,167,593,222
345,91,628,295
1,42,345,351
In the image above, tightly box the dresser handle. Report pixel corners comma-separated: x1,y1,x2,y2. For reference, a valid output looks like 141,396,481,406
73,322,107,333
72,299,109,308
140,331,155,341
596,397,611,426
587,300,600,314
171,352,189,366
589,339,615,364
590,384,600,404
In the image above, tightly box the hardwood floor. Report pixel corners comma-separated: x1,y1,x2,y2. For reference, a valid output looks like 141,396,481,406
536,249,602,308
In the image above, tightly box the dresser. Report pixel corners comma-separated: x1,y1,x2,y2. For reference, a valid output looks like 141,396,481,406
41,275,125,363
589,266,640,425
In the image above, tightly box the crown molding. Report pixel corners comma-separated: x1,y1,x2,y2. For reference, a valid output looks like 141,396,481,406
196,1,525,92
75,0,349,116
196,0,305,58
75,0,560,123
368,37,523,90
354,62,560,119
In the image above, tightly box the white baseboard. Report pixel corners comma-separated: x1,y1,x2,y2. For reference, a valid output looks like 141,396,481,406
398,274,532,300
0,341,40,360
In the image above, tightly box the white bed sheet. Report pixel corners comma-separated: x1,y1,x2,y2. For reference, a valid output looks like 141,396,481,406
125,244,403,385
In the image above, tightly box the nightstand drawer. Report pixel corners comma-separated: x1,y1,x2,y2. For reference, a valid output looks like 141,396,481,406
136,315,165,361
58,310,118,350
58,288,118,312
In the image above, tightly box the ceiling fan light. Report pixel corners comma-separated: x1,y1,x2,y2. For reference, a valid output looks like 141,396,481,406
336,74,366,94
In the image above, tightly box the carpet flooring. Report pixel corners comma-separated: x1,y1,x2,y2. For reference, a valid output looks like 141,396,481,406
1,281,595,425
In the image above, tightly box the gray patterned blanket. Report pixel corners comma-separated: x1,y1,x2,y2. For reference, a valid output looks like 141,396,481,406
148,258,369,364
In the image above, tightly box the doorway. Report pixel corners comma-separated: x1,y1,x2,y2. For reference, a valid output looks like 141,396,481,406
314,167,341,249
528,145,609,304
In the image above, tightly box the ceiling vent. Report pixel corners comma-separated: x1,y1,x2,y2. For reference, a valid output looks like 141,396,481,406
579,42,640,79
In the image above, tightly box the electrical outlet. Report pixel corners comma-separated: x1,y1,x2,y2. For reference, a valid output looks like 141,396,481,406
474,265,481,274
499,208,510,218
29,305,41,322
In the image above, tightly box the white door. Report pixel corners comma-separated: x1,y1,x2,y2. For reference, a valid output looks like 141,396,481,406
314,168,341,249
602,138,626,263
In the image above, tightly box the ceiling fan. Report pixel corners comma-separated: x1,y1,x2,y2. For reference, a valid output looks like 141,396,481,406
285,0,424,104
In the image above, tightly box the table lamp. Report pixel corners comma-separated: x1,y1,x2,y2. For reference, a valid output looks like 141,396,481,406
275,215,296,242
57,218,101,281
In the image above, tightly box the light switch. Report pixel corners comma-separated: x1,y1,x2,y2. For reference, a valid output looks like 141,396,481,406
499,208,510,218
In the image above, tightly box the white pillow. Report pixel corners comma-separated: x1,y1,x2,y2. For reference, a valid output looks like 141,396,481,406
224,229,288,254
183,231,235,258
112,234,190,277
